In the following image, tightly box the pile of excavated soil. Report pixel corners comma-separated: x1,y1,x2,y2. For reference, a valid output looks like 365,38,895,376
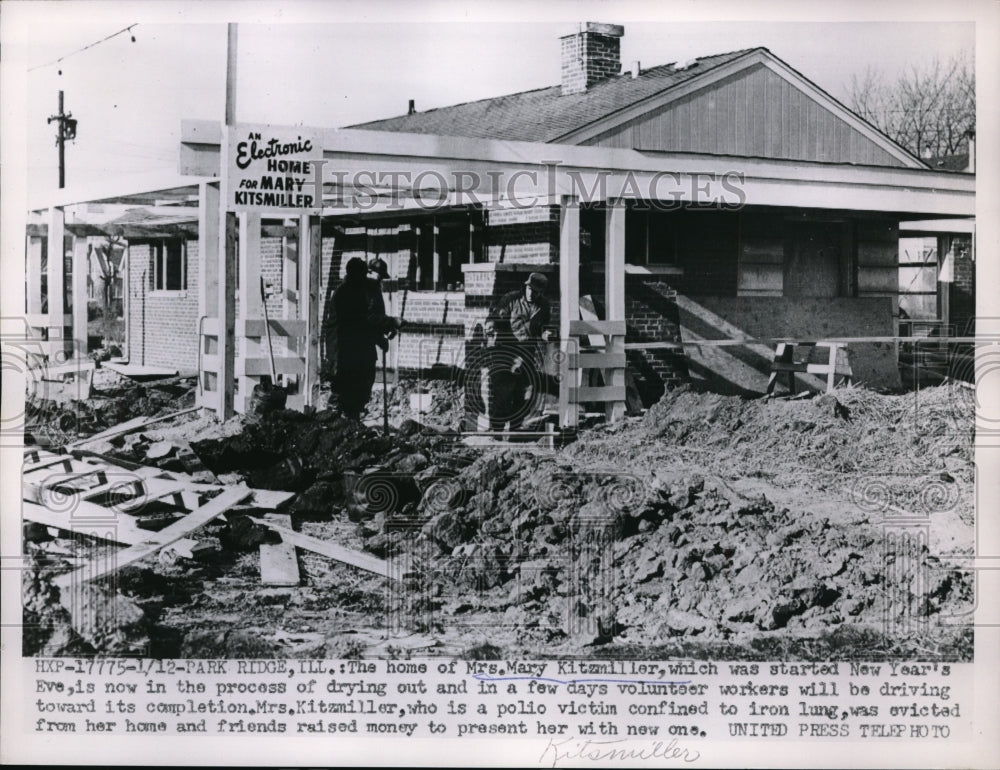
190,410,475,512
369,444,973,650
25,382,974,659
366,376,467,432
565,384,974,521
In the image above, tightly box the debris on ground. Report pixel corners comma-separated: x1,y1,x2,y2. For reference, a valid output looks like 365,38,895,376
22,377,975,660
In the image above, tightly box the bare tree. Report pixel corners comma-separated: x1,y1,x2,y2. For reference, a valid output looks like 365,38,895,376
849,53,975,161
92,229,125,345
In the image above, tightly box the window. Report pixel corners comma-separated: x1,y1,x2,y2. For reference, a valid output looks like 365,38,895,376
151,239,187,291
625,209,676,264
898,237,938,321
412,214,479,291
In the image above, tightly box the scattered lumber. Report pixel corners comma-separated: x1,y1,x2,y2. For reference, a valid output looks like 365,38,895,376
259,514,301,586
66,406,201,450
249,517,393,579
54,486,252,589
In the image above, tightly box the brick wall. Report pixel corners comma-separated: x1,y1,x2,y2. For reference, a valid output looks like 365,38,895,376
623,277,687,403
260,236,284,320
561,31,622,96
484,204,559,264
126,239,199,370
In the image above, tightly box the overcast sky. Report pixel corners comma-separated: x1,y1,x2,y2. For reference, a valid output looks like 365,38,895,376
1,1,985,198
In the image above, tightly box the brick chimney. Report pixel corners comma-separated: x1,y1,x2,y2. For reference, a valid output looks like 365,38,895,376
560,22,625,96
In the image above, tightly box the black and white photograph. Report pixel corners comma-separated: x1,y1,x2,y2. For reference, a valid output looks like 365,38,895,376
2,1,998,766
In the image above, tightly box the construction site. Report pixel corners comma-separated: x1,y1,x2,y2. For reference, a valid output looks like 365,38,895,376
17,22,977,662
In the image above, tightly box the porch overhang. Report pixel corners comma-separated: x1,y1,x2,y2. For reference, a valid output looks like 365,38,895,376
180,119,974,220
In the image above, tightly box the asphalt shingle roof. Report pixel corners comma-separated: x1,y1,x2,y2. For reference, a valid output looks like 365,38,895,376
349,48,761,142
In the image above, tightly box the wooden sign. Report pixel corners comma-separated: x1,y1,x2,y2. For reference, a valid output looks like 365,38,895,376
228,123,323,214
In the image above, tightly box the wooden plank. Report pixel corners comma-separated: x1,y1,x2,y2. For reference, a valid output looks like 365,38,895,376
23,456,76,474
30,468,105,491
302,215,322,408
250,517,392,579
569,352,627,369
568,385,627,404
66,407,202,450
24,500,202,557
577,295,605,347
241,318,308,337
569,319,627,336
115,483,188,512
242,356,306,376
259,514,300,587
43,358,96,378
54,486,251,587
133,468,296,510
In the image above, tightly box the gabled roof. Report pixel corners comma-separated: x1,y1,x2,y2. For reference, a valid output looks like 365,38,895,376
350,48,759,143
350,46,926,169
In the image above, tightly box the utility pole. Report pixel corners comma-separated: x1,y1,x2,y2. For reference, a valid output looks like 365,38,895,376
47,90,77,189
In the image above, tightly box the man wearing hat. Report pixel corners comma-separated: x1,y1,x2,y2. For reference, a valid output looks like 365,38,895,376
483,272,553,431
328,257,400,420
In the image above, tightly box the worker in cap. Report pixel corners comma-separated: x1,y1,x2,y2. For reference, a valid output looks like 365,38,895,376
367,257,391,282
482,271,554,432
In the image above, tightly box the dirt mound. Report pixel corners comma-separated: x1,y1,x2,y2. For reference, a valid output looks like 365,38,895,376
357,437,972,645
367,375,466,431
641,384,972,478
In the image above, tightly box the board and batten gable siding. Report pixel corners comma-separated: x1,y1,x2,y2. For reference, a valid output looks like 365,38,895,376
583,63,906,167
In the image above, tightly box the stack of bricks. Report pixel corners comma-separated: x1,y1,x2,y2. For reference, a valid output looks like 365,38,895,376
484,205,560,264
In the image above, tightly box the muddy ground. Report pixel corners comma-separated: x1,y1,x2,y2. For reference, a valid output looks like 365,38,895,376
23,371,975,660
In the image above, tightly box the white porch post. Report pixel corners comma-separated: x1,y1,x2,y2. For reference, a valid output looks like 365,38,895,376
604,199,627,422
300,214,322,408
71,232,89,358
236,212,262,413
26,232,44,324
46,206,66,359
558,196,580,429
198,181,221,410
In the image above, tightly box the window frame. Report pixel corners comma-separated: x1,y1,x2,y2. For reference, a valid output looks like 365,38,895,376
149,238,188,295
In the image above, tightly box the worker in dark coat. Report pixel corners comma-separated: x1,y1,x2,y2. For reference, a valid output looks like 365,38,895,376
485,272,553,431
330,257,399,420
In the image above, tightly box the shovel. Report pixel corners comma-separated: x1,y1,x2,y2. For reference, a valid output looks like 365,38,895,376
382,346,390,434
256,276,287,411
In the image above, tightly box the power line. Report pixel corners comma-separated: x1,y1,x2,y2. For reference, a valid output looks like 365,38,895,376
27,24,139,73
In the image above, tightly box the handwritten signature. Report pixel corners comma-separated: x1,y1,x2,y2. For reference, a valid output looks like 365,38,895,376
539,737,700,767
